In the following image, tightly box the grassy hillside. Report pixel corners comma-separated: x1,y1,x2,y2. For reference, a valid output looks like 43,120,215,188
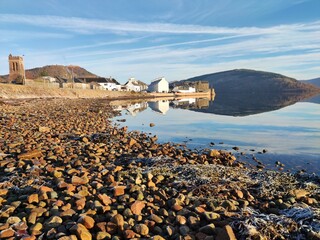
25,65,97,79
181,69,319,93
0,65,97,80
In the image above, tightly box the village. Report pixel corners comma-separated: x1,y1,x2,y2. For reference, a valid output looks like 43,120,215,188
1,54,212,96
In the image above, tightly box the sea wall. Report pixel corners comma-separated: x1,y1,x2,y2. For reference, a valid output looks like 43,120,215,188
0,83,215,100
0,83,146,100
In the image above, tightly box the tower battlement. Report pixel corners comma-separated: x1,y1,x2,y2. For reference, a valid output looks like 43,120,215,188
9,54,24,61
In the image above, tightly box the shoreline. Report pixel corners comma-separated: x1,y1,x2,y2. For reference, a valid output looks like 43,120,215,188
0,98,319,239
0,83,214,101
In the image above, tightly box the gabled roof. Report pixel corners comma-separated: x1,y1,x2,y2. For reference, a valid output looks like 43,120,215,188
149,77,167,86
125,79,148,87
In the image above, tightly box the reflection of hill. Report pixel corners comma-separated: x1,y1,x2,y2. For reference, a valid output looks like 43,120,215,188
303,93,320,104
190,91,319,117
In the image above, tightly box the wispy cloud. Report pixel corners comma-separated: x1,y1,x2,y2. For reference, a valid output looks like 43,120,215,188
1,14,319,35
0,30,71,42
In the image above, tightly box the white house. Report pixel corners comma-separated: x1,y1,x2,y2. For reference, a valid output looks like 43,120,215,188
98,77,122,91
80,77,121,91
147,77,169,93
41,76,57,83
124,77,148,92
172,86,196,93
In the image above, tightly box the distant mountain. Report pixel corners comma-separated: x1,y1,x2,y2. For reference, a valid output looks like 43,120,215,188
303,78,320,87
25,65,97,79
176,69,320,116
179,69,320,93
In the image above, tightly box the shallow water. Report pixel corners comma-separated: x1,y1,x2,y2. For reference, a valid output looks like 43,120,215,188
112,98,320,174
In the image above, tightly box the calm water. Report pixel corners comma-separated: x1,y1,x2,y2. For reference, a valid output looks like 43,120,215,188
112,97,320,174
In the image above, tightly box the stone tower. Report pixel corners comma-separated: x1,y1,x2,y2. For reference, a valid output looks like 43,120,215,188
8,54,25,84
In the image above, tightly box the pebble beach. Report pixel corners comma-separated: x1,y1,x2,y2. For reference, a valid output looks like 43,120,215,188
0,98,319,240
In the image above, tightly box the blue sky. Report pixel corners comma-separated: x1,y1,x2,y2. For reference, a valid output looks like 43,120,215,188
0,0,319,83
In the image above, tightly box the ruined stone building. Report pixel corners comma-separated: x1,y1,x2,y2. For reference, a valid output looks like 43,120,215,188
8,54,25,84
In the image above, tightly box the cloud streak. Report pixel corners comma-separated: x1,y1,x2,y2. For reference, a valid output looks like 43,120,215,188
1,14,320,35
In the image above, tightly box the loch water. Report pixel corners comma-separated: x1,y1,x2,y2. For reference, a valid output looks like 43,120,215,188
112,93,320,174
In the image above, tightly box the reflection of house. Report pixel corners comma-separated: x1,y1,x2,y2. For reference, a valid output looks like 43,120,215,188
124,78,148,92
171,98,196,109
195,98,209,109
126,102,148,116
148,77,169,93
171,98,209,110
149,100,169,114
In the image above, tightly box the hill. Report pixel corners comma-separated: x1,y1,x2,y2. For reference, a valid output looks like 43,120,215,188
25,65,97,79
180,69,319,93
303,78,320,87
0,65,97,80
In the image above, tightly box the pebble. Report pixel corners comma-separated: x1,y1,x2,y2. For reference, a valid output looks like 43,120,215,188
134,223,149,236
77,215,95,229
112,214,124,231
70,223,92,240
131,200,146,215
216,225,237,240
0,228,15,238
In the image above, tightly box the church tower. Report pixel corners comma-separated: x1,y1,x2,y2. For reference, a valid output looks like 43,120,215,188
8,54,25,84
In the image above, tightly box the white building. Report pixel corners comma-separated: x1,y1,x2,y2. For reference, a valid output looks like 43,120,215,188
98,78,122,91
80,77,121,91
172,86,196,93
124,77,148,92
41,76,57,83
147,77,169,93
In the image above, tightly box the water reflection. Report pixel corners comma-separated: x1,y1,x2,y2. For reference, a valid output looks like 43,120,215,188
110,94,320,174
110,97,212,116
195,91,320,116
110,91,320,117
149,100,170,114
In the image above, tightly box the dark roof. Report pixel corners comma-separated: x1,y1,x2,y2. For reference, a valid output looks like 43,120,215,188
54,76,85,84
77,77,120,85
54,76,68,83
149,78,167,87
